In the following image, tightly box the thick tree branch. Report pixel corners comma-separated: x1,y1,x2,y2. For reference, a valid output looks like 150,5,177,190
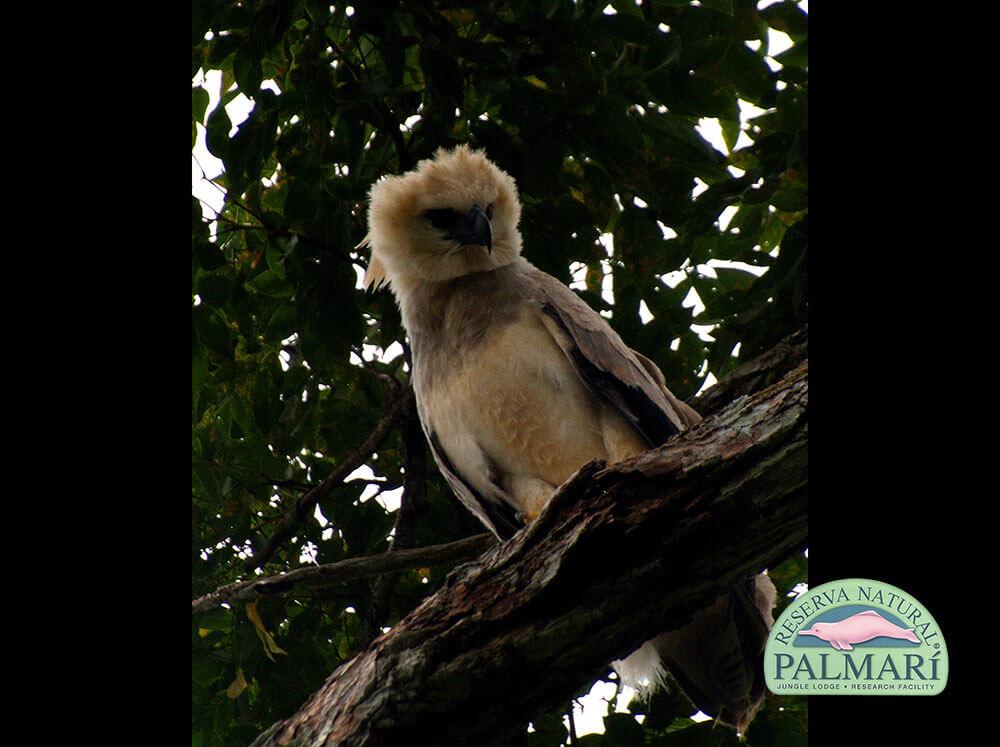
191,533,495,614
251,352,808,746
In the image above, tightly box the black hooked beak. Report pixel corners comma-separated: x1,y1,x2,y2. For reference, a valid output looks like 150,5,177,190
445,204,493,254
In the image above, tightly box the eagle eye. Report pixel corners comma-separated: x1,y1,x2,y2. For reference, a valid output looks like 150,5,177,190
486,203,494,219
424,208,460,230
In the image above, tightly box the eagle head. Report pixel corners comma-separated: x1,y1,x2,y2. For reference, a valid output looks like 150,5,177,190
361,145,522,290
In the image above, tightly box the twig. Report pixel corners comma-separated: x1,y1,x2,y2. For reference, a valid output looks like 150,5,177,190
192,532,495,614
690,326,808,416
357,394,428,646
193,151,288,236
243,385,414,573
354,353,402,394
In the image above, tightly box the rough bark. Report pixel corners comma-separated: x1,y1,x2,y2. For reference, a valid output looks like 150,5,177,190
251,356,808,747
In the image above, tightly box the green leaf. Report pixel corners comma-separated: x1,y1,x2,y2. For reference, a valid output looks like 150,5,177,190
640,111,726,173
768,551,808,602
266,242,288,278
729,204,765,235
205,104,232,161
630,685,697,730
770,185,807,212
197,266,237,307
642,33,681,71
528,713,567,747
192,86,210,123
233,43,263,94
192,346,208,410
602,713,644,746
596,13,660,44
225,92,279,195
775,39,808,70
742,703,808,746
194,239,227,271
265,302,297,342
656,720,743,745
720,117,741,154
250,2,293,53
540,0,560,19
191,653,225,687
713,43,774,106
193,197,209,242
775,86,808,132
206,33,243,66
192,306,234,359
760,2,808,39
713,266,758,292
647,72,738,120
283,175,320,226
760,212,787,251
701,0,734,14
245,270,293,298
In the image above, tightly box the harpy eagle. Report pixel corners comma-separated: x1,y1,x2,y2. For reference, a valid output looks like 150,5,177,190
359,144,775,732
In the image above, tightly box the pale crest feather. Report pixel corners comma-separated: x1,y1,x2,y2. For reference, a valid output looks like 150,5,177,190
356,233,390,291
363,256,389,291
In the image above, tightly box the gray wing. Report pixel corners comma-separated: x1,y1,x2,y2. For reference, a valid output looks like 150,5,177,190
655,574,776,732
421,422,523,541
522,264,772,730
523,264,701,446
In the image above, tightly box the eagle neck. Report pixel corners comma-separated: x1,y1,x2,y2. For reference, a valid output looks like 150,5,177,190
398,260,528,383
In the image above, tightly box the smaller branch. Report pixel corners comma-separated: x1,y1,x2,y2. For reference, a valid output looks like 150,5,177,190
353,353,402,395
192,154,221,191
193,152,289,237
195,196,222,221
690,326,807,416
223,193,288,236
347,477,404,492
193,533,496,614
608,42,631,73
269,478,315,492
354,34,374,79
358,393,427,646
243,385,414,573
213,218,284,236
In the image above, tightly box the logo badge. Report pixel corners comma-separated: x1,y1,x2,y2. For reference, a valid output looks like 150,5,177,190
764,578,947,695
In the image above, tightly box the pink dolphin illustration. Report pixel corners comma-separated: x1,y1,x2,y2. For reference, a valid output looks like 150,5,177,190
796,610,920,650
